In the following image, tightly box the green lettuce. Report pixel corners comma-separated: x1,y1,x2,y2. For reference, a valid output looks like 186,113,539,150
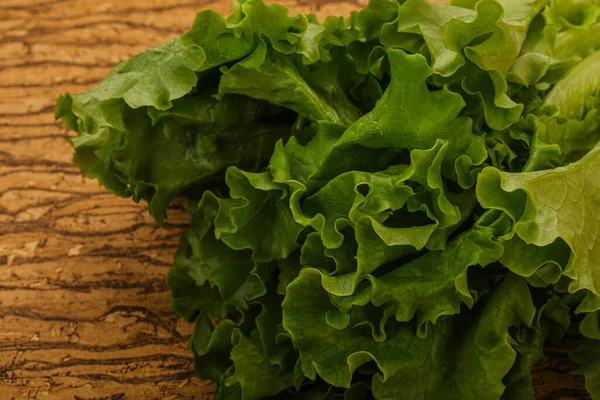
56,0,600,398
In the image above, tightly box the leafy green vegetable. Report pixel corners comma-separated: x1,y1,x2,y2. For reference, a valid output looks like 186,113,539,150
56,0,600,398
477,142,600,313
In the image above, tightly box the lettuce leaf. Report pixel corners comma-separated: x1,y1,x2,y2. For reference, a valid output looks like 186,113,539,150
283,272,535,400
477,142,600,313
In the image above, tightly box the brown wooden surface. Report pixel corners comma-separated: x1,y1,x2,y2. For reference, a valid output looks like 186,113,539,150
0,0,591,399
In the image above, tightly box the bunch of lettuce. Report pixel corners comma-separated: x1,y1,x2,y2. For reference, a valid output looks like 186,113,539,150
55,0,600,398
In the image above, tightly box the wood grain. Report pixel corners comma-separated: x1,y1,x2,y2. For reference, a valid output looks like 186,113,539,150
0,0,590,399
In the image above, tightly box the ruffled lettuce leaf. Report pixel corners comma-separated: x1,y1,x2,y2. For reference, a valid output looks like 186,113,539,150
283,272,535,400
310,49,488,184
477,143,600,313
380,0,547,130
54,0,375,223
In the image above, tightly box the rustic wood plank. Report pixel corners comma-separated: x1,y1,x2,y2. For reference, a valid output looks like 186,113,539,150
0,0,590,399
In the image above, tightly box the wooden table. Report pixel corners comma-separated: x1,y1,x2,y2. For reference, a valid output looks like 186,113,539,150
0,0,591,398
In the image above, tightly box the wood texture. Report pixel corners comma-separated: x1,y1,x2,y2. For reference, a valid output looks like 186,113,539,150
0,0,590,399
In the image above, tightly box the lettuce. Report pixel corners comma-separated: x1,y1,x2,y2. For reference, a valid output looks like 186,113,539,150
56,0,600,398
